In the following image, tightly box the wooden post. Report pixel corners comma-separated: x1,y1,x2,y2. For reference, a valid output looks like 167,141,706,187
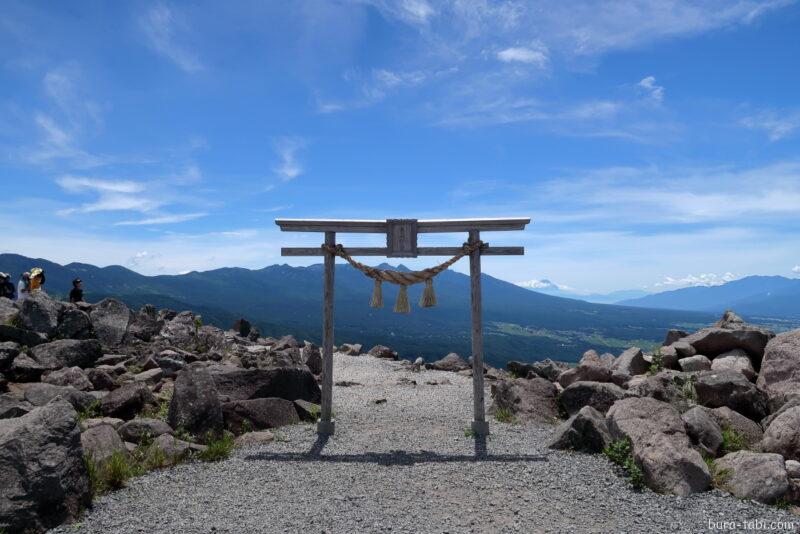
469,230,489,435
318,231,336,434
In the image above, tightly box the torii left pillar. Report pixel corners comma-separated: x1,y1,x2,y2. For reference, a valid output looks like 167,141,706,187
318,231,336,434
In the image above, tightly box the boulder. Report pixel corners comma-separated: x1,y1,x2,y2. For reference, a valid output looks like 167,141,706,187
0,393,33,419
209,366,321,404
709,407,763,450
531,359,570,382
168,367,224,442
682,323,773,363
272,335,300,351
678,355,712,372
489,377,559,424
757,329,800,401
86,367,117,391
96,354,130,366
711,349,756,381
80,417,124,431
155,354,186,378
128,304,163,342
117,418,173,443
0,297,17,325
31,339,103,370
763,394,800,429
7,353,45,382
664,329,688,346
715,451,789,504
17,292,63,336
222,397,300,434
81,423,128,463
626,370,694,412
55,307,93,340
133,368,164,385
368,345,398,360
611,347,648,377
0,400,91,532
24,383,97,412
694,370,768,421
43,366,93,391
90,298,133,346
302,342,322,375
606,397,711,496
338,343,362,356
235,430,275,447
293,399,320,422
100,382,157,420
681,406,723,457
671,341,697,359
559,381,627,416
0,341,20,371
579,349,602,367
786,459,800,479
657,345,680,369
428,353,470,372
152,433,206,462
548,406,613,453
232,318,252,337
761,406,800,462
0,324,48,347
558,364,613,388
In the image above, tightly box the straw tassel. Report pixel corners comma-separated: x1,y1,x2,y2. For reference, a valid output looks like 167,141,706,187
394,285,410,313
370,279,383,308
419,278,436,308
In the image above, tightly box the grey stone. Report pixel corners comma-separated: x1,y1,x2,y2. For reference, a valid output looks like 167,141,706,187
293,399,320,422
86,367,117,391
338,343,362,356
664,329,688,346
133,368,164,385
152,433,206,462
302,342,322,375
558,364,613,388
234,430,275,447
0,393,33,419
428,353,470,372
24,382,97,412
7,352,45,382
117,418,173,443
611,347,648,377
368,345,398,360
548,406,612,452
489,377,559,424
128,304,163,342
559,381,627,416
710,407,763,450
694,370,768,421
683,324,773,363
55,307,93,340
0,341,20,371
90,298,133,346
761,406,800,462
626,370,695,412
17,292,63,336
757,329,800,400
711,350,756,381
716,451,789,504
0,324,48,347
671,341,697,359
0,297,17,326
681,406,723,457
168,367,224,442
43,366,93,391
678,354,712,372
222,397,300,434
80,417,124,431
81,423,128,463
529,359,570,382
209,365,321,404
31,339,103,370
100,382,158,420
785,459,800,479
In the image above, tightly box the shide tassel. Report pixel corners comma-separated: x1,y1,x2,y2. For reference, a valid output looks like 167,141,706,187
370,279,383,308
394,284,410,313
419,278,436,308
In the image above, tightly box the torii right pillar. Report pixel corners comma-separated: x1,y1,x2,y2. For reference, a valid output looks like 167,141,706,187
469,229,489,435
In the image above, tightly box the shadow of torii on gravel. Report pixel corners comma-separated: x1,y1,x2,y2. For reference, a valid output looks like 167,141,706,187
242,434,549,466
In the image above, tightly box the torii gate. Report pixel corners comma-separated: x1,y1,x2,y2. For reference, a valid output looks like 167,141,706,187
275,218,530,435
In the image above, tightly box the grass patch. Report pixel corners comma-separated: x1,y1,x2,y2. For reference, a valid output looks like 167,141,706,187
647,349,664,376
704,455,732,487
494,407,515,424
775,498,791,510
85,451,133,496
603,438,644,489
125,364,144,375
140,399,170,421
463,427,475,438
77,400,101,422
721,427,746,454
197,433,234,462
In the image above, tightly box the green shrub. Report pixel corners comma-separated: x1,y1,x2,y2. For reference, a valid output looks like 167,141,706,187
647,350,664,376
494,407,515,424
198,433,234,462
77,400,101,422
104,451,132,490
463,427,475,438
704,455,731,487
141,399,170,421
84,454,102,497
603,439,644,488
721,427,746,454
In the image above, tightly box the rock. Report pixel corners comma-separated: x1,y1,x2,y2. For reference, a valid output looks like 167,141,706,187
625,370,694,411
559,381,627,416
761,406,800,462
7,353,45,382
428,353,470,372
86,367,117,391
715,310,746,328
117,418,173,443
80,417,124,431
681,406,723,457
155,354,186,377
711,349,756,381
606,397,711,496
530,359,570,382
128,304,163,342
715,451,789,504
506,361,536,378
368,345,398,360
81,423,128,463
611,347,648,377
55,307,93,340
100,382,158,420
657,345,680,369
682,322,774,363
558,364,613,388
763,394,800,429
222,397,300,434
489,377,559,424
0,393,33,419
0,400,91,532
302,342,322,375
0,297,17,325
547,406,613,453
0,324,48,347
96,354,130,366
31,339,103,370
293,399,320,422
579,349,602,367
0,341,20,370
709,407,763,450
339,343,362,356
209,366,321,404
235,430,275,447
0,372,5,393
168,367,224,442
757,329,800,400
152,433,206,462
678,354,712,372
133,368,164,385
232,318,252,337
672,341,697,359
90,298,133,346
664,329,689,346
17,292,63,336
43,366,93,391
24,383,97,412
694,370,768,421
786,459,800,479
272,335,300,351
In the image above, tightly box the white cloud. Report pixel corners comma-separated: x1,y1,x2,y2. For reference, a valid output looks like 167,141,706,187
740,109,800,141
515,279,573,291
497,46,549,67
56,175,164,215
272,137,305,181
128,251,161,268
637,76,664,104
793,265,800,274
140,4,203,73
115,213,208,226
57,176,144,194
654,272,738,289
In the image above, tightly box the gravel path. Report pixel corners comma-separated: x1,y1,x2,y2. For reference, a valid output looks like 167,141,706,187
53,355,799,534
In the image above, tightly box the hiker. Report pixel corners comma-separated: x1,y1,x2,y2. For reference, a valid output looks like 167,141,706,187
69,278,84,303
0,273,15,300
17,272,30,301
29,267,45,293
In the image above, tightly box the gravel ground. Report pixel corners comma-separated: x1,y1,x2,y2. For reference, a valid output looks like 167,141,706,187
52,354,800,534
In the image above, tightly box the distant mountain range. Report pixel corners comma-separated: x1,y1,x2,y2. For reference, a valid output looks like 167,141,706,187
516,279,649,304
0,253,724,367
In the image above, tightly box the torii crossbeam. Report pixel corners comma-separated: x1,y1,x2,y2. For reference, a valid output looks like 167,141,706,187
276,217,530,435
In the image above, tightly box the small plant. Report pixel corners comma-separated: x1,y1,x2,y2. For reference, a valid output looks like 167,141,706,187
84,454,102,497
704,455,732,487
3,313,18,327
721,427,746,454
173,425,194,443
494,407,515,424
647,349,664,376
240,418,253,434
141,399,170,421
509,370,523,379
603,439,644,488
463,427,475,438
775,497,791,510
77,400,101,422
125,364,144,375
104,451,132,490
198,433,234,462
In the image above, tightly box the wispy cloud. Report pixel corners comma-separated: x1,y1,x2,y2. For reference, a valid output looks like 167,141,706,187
496,45,549,67
637,76,664,104
793,265,800,274
740,108,800,141
139,4,203,73
317,68,429,112
654,272,737,289
272,137,305,181
255,205,293,213
115,212,207,226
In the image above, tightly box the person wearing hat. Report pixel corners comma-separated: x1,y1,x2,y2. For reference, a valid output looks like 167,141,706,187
69,278,84,303
17,272,30,301
29,267,45,292
0,273,15,300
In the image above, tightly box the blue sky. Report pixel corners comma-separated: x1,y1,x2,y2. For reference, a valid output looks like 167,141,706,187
1,1,799,294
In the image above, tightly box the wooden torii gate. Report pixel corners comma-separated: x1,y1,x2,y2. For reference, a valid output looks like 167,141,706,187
275,217,530,435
